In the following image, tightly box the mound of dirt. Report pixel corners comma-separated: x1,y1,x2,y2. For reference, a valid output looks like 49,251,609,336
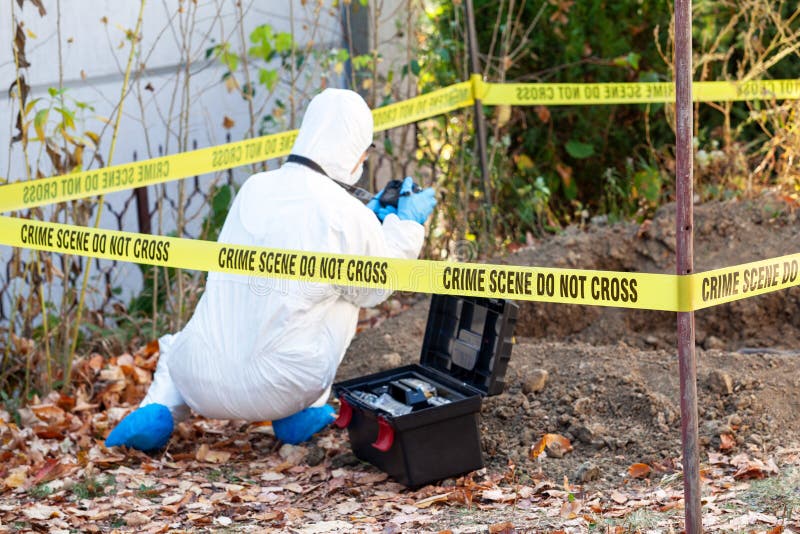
336,194,800,488
503,192,800,350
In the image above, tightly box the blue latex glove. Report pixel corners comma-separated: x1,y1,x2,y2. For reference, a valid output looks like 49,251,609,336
397,177,437,224
273,405,336,445
105,403,174,452
365,188,397,222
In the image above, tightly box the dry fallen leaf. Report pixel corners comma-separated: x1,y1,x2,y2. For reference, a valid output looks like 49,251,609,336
31,403,67,425
482,488,514,502
23,504,60,520
196,444,232,464
125,511,150,526
535,105,551,123
142,339,160,357
733,457,778,480
283,482,304,494
489,522,515,534
88,353,105,371
530,433,573,459
3,466,29,489
560,499,582,519
707,451,729,465
628,463,652,479
299,521,354,534
415,492,452,508
719,433,736,451
117,354,135,375
354,471,388,484
335,501,360,515
610,490,628,504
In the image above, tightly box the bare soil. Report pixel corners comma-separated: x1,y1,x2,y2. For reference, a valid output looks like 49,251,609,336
337,193,800,489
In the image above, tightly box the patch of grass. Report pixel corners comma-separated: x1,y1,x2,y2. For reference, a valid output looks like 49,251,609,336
136,483,160,500
742,467,800,520
28,483,54,499
206,465,254,485
71,475,116,500
622,509,663,531
207,469,222,482
599,507,680,532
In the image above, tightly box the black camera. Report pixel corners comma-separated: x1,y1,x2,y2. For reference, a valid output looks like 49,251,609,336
379,179,422,208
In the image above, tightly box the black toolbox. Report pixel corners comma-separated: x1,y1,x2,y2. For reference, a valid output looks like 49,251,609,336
333,295,519,488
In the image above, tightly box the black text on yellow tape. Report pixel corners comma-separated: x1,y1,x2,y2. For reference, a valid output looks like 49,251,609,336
481,79,800,106
5,78,800,214
690,253,800,311
372,81,473,132
1,83,473,214
1,130,300,214
4,216,681,310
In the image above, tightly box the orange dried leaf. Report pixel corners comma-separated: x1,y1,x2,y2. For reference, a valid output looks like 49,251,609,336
535,105,551,123
31,403,67,425
489,522,515,534
88,353,105,372
142,339,160,357
628,463,652,479
415,492,451,508
196,444,231,464
719,433,735,451
55,393,76,412
530,433,573,459
117,354,136,379
733,462,767,480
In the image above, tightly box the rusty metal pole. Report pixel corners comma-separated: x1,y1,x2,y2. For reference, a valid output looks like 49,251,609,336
132,151,152,235
464,0,494,242
675,0,702,532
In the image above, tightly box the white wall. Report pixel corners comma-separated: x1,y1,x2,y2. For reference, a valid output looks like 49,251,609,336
0,0,347,311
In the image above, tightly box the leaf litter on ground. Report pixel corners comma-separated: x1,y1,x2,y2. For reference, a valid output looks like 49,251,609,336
0,339,798,532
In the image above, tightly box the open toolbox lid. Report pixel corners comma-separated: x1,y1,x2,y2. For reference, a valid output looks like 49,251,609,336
419,295,519,396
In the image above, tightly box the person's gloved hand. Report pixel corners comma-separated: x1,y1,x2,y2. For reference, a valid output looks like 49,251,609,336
397,176,437,224
105,403,174,452
273,405,336,445
365,188,398,222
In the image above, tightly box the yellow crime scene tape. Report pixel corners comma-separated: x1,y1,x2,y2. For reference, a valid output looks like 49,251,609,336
0,130,296,214
689,253,800,311
373,80,473,132
2,78,798,213
479,78,800,106
4,215,799,311
3,215,681,311
1,77,799,311
0,82,473,214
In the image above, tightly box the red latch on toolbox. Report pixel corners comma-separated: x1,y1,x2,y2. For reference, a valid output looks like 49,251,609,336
371,417,395,452
334,397,353,428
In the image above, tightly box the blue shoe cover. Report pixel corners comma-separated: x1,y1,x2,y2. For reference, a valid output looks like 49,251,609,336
273,405,336,445
105,403,174,452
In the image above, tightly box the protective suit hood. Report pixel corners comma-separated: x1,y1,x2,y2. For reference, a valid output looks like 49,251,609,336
290,88,374,185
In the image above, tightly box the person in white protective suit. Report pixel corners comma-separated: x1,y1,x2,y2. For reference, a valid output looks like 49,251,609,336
105,89,437,451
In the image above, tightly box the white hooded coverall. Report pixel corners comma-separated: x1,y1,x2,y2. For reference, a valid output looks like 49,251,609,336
141,89,425,421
